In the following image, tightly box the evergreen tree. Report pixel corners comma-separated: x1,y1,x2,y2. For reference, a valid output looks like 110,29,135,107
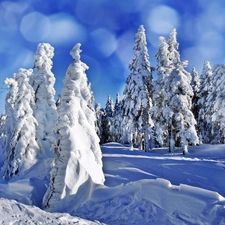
162,29,198,154
4,69,40,179
163,64,199,154
31,43,57,156
122,25,154,151
198,61,213,143
43,43,104,210
0,78,18,168
111,93,123,142
190,67,200,125
105,95,114,118
152,36,171,147
101,95,114,143
206,63,225,143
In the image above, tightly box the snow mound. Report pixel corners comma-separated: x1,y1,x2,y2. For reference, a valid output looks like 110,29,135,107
74,178,225,225
0,198,101,225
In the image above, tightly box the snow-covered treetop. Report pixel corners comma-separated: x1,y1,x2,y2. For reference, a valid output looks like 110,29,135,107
34,43,54,70
167,28,181,65
168,29,179,52
114,93,122,116
105,95,114,117
129,25,151,78
115,93,120,108
70,43,82,61
33,43,56,104
155,36,170,76
199,61,212,95
191,67,200,94
202,61,212,76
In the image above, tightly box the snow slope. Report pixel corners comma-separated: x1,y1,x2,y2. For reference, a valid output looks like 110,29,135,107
102,143,225,196
72,143,225,224
0,143,225,224
0,198,100,225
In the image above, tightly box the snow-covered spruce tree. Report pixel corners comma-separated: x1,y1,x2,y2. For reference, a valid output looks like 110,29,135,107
4,68,40,179
206,63,225,144
198,61,213,143
152,36,171,147
162,29,198,154
190,67,200,123
105,95,114,117
122,25,154,151
101,95,114,143
163,64,199,154
110,93,123,142
43,43,104,210
0,78,18,171
31,43,57,156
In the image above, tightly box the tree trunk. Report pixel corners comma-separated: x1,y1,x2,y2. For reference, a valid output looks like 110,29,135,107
144,129,149,152
182,145,188,155
130,132,133,151
168,123,175,153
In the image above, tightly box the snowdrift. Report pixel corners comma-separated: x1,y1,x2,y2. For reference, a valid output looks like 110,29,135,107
74,178,225,225
0,142,225,224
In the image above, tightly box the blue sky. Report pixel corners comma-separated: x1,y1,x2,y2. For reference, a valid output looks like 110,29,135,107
1,0,225,112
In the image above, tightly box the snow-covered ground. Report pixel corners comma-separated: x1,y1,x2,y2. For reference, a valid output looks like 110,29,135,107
0,198,100,225
0,143,225,224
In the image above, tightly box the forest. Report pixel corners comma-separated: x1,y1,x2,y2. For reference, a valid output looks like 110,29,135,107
0,25,224,212
96,25,223,154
